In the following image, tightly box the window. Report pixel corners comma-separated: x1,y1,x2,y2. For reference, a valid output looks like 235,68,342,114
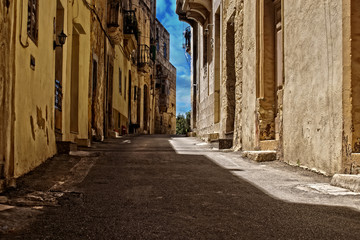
27,0,38,43
161,84,165,94
124,76,127,99
163,43,167,59
119,68,122,95
107,2,120,27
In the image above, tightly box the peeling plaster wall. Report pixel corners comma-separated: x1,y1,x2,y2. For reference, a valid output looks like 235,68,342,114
13,0,60,177
283,0,343,175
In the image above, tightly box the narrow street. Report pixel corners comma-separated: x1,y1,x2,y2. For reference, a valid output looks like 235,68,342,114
2,135,360,239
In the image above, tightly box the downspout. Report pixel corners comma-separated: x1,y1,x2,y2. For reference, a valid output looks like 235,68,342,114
8,0,17,187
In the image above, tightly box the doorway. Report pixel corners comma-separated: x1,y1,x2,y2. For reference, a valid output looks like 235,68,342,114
54,0,64,140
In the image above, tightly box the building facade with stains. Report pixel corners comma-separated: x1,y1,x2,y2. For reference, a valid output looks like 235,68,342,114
0,0,91,187
0,0,175,190
177,0,360,176
154,19,176,135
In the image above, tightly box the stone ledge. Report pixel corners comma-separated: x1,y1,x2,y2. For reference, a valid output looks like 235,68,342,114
331,174,360,192
0,180,5,193
241,150,276,162
56,141,77,154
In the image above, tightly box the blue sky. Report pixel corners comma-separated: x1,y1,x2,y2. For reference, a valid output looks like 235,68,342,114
156,0,191,116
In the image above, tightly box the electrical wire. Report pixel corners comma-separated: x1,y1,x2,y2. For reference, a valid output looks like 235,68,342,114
81,0,131,60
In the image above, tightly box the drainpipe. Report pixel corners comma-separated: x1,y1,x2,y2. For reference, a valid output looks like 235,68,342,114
7,0,17,188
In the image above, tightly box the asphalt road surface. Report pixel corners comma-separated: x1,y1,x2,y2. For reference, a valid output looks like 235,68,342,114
3,135,360,239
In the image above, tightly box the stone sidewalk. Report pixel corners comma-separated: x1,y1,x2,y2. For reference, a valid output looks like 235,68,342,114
170,137,360,212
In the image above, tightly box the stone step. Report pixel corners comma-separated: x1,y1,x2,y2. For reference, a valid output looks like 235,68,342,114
56,141,77,154
331,174,360,192
242,150,277,162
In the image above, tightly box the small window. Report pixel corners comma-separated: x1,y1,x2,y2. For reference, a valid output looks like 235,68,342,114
118,113,120,128
163,43,167,59
27,0,38,43
119,68,122,95
124,76,127,99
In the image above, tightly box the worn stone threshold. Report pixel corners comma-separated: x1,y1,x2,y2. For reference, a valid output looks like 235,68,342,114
242,150,277,162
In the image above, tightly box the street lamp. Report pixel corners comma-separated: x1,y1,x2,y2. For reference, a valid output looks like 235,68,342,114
53,30,67,49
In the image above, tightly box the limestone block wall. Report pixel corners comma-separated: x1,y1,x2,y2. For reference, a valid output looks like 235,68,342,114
283,0,343,175
194,21,220,139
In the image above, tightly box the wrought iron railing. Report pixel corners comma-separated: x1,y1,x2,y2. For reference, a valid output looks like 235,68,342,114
138,44,150,66
55,79,63,111
183,26,191,53
123,10,138,41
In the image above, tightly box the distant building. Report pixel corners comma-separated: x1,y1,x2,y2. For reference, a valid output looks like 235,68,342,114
154,19,176,134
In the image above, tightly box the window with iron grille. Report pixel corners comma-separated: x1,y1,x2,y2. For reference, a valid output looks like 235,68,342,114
27,0,38,43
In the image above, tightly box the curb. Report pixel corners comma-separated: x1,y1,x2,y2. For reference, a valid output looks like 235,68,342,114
331,174,360,192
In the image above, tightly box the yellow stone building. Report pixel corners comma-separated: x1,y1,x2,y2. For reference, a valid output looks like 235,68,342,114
0,0,173,190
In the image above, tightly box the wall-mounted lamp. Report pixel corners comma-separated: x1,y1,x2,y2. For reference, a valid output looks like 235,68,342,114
53,30,67,50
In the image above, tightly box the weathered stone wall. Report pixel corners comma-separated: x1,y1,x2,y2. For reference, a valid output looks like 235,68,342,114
221,0,242,142
232,0,244,151
283,0,343,175
195,15,220,139
90,0,108,140
240,1,257,150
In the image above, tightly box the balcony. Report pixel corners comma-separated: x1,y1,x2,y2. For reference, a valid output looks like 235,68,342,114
123,10,138,55
107,2,122,45
176,0,211,26
137,44,151,72
183,26,191,54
